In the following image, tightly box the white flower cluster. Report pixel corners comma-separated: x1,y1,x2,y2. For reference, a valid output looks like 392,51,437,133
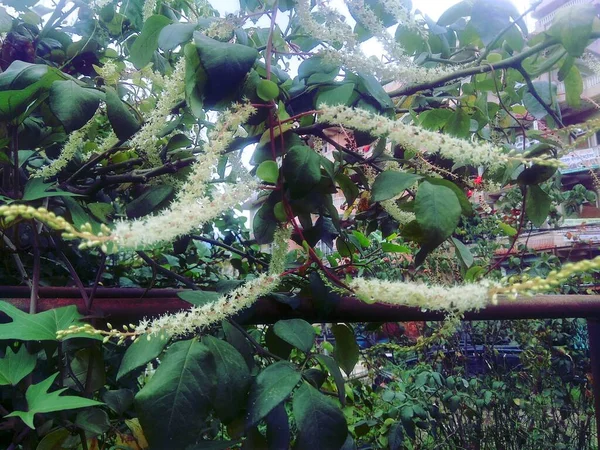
295,0,356,48
379,0,420,32
136,274,279,337
111,103,257,249
269,225,291,275
33,114,99,178
128,58,186,166
350,277,492,313
95,60,120,85
143,0,158,21
381,199,415,224
318,105,510,169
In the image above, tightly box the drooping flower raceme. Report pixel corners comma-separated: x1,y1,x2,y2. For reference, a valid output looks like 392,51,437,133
109,103,257,249
350,277,493,313
137,274,279,337
128,58,186,166
270,226,292,275
318,105,559,170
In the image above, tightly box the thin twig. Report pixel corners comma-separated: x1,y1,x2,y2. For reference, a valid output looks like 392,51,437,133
137,251,199,290
190,235,268,266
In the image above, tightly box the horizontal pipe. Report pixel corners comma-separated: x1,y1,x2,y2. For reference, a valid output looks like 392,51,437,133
1,288,600,324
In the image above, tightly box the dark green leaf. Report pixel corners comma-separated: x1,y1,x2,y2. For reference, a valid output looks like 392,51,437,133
444,108,470,138
105,86,141,140
203,336,251,423
332,324,359,376
564,65,583,108
22,179,82,201
419,109,452,131
135,339,217,448
292,382,348,450
451,237,474,268
266,404,291,450
388,422,404,450
103,389,134,415
247,361,301,427
49,80,103,132
336,173,359,206
437,0,472,26
126,185,174,218
371,170,422,202
184,42,207,116
282,145,321,195
75,408,110,436
316,83,355,108
194,32,258,106
223,320,255,370
415,181,461,243
315,354,346,406
525,185,551,227
253,202,277,244
273,319,316,353
117,334,169,380
130,14,172,69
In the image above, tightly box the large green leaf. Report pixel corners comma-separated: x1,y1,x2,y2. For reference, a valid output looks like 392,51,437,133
315,83,355,108
292,382,348,450
0,302,91,341
135,339,217,448
0,345,36,386
22,179,82,201
548,3,597,57
315,354,346,405
184,42,207,116
130,14,172,69
49,80,104,132
419,109,452,131
451,237,474,268
564,65,583,108
522,81,557,120
273,319,316,353
332,324,359,376
371,170,422,202
6,373,103,429
158,22,196,51
125,185,174,218
203,336,251,423
193,32,258,106
105,86,141,140
525,185,551,227
247,361,301,427
116,334,169,380
282,145,321,195
414,181,461,243
253,202,277,244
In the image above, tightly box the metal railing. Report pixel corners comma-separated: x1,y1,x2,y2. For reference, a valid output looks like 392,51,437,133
537,0,591,28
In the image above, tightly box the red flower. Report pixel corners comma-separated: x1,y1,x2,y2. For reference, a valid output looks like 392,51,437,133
474,175,483,185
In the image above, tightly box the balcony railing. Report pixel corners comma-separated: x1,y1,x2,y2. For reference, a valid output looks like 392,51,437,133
557,73,600,96
537,0,591,28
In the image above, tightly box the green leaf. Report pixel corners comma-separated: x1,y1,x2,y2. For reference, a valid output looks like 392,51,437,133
105,86,141,140
266,404,291,450
388,422,404,450
135,339,217,448
444,109,470,139
548,3,597,57
525,185,551,227
257,79,279,101
103,389,134,415
125,185,174,218
247,361,301,427
130,14,172,69
256,160,279,184
49,80,103,132
0,7,12,33
282,145,321,195
117,334,169,380
158,22,196,51
315,354,346,406
332,324,359,376
371,170,422,202
194,32,258,106
75,408,111,436
292,382,348,450
470,0,523,47
64,347,106,393
0,345,36,386
6,373,103,429
315,83,355,108
564,65,583,108
517,164,556,185
184,42,207,116
522,81,557,120
499,222,517,237
437,0,472,26
451,237,474,268
203,336,251,423
0,302,90,341
415,181,461,243
273,319,316,353
336,173,359,206
419,109,452,131
381,242,410,253
22,178,82,201
253,202,277,244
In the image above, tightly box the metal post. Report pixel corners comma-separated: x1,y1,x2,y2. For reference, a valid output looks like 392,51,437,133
587,318,600,449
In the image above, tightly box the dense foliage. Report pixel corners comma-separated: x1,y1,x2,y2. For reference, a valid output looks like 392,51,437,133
0,0,599,448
